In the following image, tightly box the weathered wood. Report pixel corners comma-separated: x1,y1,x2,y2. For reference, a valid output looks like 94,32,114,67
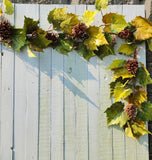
14,4,39,160
0,4,14,160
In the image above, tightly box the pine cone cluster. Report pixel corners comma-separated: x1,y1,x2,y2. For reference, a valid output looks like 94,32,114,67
46,31,59,45
72,23,87,40
0,20,12,40
118,28,132,39
125,103,136,119
127,59,138,74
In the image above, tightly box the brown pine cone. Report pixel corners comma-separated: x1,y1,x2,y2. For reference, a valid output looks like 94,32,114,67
46,31,59,45
72,23,87,40
0,20,12,40
127,59,138,74
118,28,133,39
125,103,136,119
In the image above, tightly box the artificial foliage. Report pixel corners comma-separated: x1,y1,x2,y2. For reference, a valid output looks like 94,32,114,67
1,0,152,140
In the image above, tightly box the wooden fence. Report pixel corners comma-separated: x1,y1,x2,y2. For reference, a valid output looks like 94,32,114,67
0,4,149,160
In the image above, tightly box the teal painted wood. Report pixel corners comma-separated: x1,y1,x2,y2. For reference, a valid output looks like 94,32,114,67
0,4,148,160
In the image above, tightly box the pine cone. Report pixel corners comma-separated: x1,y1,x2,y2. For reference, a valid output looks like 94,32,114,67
72,23,87,40
46,31,59,45
0,20,12,40
127,59,138,74
118,28,133,39
125,103,136,119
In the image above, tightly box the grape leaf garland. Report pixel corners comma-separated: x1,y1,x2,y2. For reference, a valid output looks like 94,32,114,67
1,0,152,139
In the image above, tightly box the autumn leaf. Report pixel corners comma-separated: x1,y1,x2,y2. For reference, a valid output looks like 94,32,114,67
60,13,80,34
3,0,14,15
27,46,37,57
147,38,152,52
81,10,98,27
106,59,126,69
95,0,108,10
137,102,152,121
105,102,129,127
131,16,152,40
102,13,117,33
84,26,108,50
128,86,147,108
0,7,2,18
113,82,133,102
117,43,137,56
110,14,129,33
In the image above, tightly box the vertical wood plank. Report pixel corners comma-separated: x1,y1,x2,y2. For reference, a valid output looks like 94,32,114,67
14,4,39,160
75,5,88,160
0,4,14,160
63,5,77,160
39,4,53,160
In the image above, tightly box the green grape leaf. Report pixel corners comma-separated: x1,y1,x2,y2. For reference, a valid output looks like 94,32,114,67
60,13,80,34
55,37,74,55
128,86,147,108
114,82,133,102
102,13,117,33
30,29,52,49
135,63,152,87
27,46,37,57
113,67,135,80
3,0,14,15
117,43,137,56
131,16,152,41
110,14,129,33
94,45,115,60
23,16,39,34
77,43,95,61
81,10,98,27
107,59,126,69
147,38,152,52
95,0,108,11
47,7,67,29
5,28,26,52
84,26,108,50
105,102,128,128
137,102,152,121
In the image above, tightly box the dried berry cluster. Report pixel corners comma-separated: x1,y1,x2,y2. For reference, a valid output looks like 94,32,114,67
46,31,59,45
0,20,12,40
72,23,87,40
125,103,136,119
127,59,138,74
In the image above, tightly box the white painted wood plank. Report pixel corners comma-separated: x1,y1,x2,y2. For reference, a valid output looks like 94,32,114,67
86,5,101,160
63,5,77,160
39,5,53,160
49,5,64,160
0,4,14,160
14,4,39,160
74,5,89,160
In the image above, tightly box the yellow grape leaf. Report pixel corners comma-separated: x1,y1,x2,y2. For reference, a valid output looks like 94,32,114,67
132,16,152,40
107,59,126,70
3,0,14,15
113,67,135,80
114,82,133,102
95,0,108,11
125,122,134,138
117,43,137,56
84,26,108,50
110,14,129,33
81,10,98,27
60,14,80,34
0,6,2,17
102,13,117,33
128,86,147,108
27,46,37,58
